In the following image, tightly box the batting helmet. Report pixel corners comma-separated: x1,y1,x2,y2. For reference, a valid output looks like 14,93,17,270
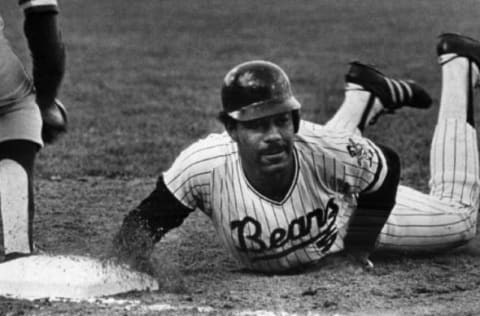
220,60,301,126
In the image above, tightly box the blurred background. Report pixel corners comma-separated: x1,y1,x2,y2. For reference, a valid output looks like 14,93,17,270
3,0,480,189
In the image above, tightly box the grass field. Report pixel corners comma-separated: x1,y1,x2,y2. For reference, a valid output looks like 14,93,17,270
2,0,480,315
4,0,480,183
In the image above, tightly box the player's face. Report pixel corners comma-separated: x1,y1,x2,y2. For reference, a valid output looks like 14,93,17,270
229,112,295,176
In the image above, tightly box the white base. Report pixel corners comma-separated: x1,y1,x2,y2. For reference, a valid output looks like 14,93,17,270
0,254,159,300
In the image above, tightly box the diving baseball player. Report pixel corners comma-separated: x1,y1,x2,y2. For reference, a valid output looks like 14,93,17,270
0,0,67,262
112,33,480,273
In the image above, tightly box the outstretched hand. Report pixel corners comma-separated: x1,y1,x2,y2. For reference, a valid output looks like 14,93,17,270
106,211,157,274
41,99,68,144
346,249,375,271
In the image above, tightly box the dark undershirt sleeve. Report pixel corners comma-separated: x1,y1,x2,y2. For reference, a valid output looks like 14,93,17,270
127,175,194,242
23,9,65,109
343,144,401,252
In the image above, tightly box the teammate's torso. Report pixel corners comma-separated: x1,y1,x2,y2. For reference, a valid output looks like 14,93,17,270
0,12,33,108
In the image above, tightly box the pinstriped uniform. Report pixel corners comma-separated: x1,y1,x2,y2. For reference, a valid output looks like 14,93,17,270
163,120,387,272
327,81,480,253
376,119,479,251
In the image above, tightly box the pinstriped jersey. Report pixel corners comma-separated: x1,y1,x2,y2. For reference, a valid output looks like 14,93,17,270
163,120,388,272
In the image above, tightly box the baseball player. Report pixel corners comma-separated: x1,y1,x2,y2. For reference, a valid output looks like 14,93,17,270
0,0,67,262
112,33,480,273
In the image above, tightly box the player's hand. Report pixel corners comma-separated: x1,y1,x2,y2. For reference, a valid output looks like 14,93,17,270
107,211,156,274
40,98,68,144
346,249,374,271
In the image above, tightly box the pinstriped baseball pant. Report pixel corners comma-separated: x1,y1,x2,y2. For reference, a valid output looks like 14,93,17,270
326,99,479,252
376,119,479,251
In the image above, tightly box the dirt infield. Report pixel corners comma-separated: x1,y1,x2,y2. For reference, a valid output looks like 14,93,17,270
2,0,480,314
1,177,479,315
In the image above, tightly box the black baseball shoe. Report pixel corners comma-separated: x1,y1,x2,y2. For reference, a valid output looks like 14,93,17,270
437,33,480,69
2,252,30,262
345,61,432,112
1,243,46,263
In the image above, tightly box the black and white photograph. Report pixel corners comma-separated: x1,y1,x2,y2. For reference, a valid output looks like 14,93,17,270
0,1,479,315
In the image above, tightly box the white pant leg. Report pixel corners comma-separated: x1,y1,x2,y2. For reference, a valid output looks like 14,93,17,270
324,84,380,135
377,185,477,251
0,159,31,254
429,119,479,206
377,120,480,251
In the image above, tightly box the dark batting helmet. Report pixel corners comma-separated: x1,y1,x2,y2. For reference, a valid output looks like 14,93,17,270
220,60,301,130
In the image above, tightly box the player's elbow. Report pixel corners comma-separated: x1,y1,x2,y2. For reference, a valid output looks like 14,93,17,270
380,144,401,197
361,145,401,210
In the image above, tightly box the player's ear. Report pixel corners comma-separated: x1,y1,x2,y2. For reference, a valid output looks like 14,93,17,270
225,122,239,142
218,111,239,141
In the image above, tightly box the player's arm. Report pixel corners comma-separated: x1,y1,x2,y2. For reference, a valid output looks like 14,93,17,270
111,136,221,271
111,176,194,271
343,144,401,267
21,0,67,143
22,0,65,110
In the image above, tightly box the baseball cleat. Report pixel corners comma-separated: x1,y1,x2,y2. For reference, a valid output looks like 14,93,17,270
345,61,432,112
3,252,30,262
2,243,46,263
437,33,480,69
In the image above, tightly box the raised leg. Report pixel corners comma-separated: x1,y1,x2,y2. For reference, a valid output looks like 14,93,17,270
325,62,432,133
377,34,480,251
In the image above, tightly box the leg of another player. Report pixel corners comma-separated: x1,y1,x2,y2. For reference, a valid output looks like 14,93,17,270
0,140,39,261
